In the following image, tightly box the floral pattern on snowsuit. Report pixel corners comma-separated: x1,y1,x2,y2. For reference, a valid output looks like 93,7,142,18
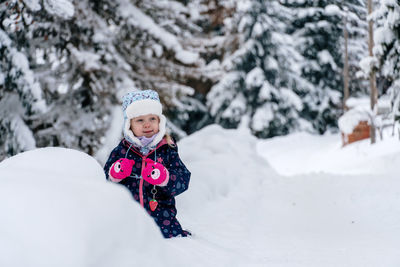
104,137,191,238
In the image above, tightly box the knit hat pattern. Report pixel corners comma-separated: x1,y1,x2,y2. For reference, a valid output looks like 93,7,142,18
123,90,162,120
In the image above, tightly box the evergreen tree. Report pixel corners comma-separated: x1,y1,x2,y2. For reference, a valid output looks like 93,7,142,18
1,0,125,159
207,0,314,138
0,0,211,160
207,0,367,137
372,0,400,125
283,0,368,133
0,0,374,161
114,0,212,135
342,0,369,97
1,0,51,159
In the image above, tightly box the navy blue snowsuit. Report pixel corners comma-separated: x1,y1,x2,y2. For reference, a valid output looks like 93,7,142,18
104,137,191,238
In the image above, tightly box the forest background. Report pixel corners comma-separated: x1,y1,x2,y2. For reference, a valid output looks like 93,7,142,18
1,0,399,161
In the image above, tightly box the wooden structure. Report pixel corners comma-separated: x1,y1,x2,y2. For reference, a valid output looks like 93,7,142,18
341,121,370,146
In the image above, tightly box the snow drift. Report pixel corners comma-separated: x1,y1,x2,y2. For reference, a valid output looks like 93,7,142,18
1,125,400,267
0,147,164,267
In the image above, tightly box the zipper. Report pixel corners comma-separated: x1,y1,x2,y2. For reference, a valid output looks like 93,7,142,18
123,138,169,209
139,155,146,208
126,147,150,209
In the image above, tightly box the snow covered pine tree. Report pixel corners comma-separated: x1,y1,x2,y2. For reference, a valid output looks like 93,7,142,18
371,0,400,126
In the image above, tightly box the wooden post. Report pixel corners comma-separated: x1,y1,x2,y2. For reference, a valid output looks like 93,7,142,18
367,0,377,144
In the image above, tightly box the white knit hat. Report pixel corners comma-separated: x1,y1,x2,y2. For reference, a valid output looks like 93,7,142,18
122,90,166,147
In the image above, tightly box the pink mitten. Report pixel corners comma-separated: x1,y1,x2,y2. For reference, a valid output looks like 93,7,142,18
109,158,135,181
141,158,169,186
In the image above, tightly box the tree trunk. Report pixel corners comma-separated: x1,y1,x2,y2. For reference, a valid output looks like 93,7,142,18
343,8,349,111
368,0,377,144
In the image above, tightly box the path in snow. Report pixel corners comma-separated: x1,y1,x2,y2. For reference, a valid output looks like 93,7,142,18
173,127,400,266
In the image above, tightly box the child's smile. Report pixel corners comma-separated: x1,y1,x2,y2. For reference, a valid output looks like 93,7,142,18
130,114,160,138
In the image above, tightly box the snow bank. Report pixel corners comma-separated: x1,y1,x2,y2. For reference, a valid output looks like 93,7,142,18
0,126,278,267
256,131,400,266
2,126,400,267
175,125,281,264
178,125,275,213
257,131,400,176
178,126,400,266
0,147,164,267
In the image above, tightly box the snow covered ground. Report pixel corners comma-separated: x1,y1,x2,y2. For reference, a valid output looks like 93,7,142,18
1,125,399,267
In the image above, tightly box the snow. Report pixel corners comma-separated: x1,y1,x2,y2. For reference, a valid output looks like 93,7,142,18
203,59,222,81
257,130,400,176
297,7,323,19
174,50,199,65
43,0,74,19
0,29,46,112
207,71,243,116
24,0,42,11
317,50,337,70
387,6,400,26
118,1,199,65
338,107,371,134
252,22,263,37
1,125,400,266
236,0,253,13
338,97,372,134
252,103,274,131
0,94,36,151
0,30,12,47
280,87,303,111
35,48,45,65
374,28,395,51
359,56,379,77
0,148,164,267
258,80,276,100
95,106,124,163
221,93,246,119
69,45,102,71
0,72,4,85
324,4,342,17
245,67,265,88
346,97,370,109
57,83,68,94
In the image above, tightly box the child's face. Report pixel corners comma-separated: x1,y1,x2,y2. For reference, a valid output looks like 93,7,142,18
130,114,160,138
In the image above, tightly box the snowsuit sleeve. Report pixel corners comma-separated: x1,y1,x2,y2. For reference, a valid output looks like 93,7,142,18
104,143,124,181
158,146,190,198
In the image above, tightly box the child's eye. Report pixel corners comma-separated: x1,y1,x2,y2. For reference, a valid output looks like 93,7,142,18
136,119,143,122
151,117,157,121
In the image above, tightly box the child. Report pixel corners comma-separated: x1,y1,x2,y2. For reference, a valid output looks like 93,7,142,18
104,90,191,238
